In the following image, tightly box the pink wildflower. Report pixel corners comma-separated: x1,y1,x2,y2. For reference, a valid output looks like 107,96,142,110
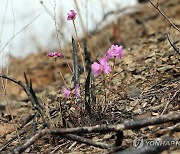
67,10,77,21
63,88,70,99
47,51,62,58
91,62,101,76
107,45,123,59
99,55,111,74
91,55,111,76
47,51,56,57
74,84,81,98
56,52,62,57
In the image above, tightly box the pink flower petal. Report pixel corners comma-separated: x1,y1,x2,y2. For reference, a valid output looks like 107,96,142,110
91,62,101,76
47,51,62,58
107,45,124,59
63,88,70,99
67,10,77,21
99,55,111,74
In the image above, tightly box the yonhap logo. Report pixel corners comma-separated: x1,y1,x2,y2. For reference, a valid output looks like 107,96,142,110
133,137,144,149
133,137,180,149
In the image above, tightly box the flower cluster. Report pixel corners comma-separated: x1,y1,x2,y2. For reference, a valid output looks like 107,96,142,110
107,45,123,59
91,44,124,76
47,51,62,58
67,10,77,21
63,84,81,99
91,55,111,76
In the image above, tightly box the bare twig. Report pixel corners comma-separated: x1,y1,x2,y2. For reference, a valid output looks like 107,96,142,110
51,112,180,134
0,13,42,53
149,0,180,33
168,123,180,135
2,114,35,139
13,128,49,154
161,89,180,115
0,126,32,152
0,0,8,49
62,134,111,149
0,115,34,151
12,129,110,153
7,112,180,153
166,32,180,55
157,122,180,135
0,73,49,128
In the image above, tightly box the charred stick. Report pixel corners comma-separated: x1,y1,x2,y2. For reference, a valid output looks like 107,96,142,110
51,112,180,134
85,69,92,115
62,133,111,149
72,37,80,86
166,32,180,55
13,128,49,154
0,74,49,128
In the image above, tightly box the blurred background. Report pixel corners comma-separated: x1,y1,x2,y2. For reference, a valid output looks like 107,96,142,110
0,0,137,66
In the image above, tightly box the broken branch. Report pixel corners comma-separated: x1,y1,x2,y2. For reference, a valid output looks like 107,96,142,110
51,112,180,134
149,0,180,33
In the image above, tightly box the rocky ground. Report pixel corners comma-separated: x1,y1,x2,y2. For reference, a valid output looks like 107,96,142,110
0,0,179,153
